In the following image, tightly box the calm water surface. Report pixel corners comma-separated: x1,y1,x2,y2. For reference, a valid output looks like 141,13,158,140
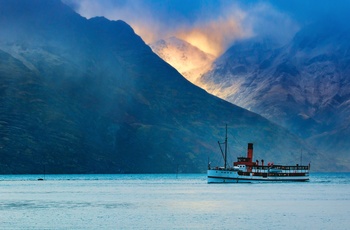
0,173,349,229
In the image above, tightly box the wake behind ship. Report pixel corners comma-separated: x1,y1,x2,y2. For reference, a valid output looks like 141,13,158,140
207,126,310,183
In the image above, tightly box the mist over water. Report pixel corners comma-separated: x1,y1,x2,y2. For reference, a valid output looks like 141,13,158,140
0,173,349,229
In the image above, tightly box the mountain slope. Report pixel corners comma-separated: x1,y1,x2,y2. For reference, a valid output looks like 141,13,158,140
150,37,214,84
200,20,350,170
0,0,327,173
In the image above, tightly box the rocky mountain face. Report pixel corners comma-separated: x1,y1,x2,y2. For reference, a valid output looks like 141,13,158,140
0,0,328,174
200,20,350,170
150,37,214,85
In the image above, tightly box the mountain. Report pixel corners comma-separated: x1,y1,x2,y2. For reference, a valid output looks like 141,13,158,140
199,20,350,170
0,0,327,173
150,37,214,85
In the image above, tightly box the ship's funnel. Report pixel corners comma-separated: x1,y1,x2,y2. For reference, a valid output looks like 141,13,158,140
247,143,253,162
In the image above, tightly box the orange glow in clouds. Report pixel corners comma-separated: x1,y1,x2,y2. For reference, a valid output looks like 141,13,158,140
131,11,250,57
176,16,249,57
71,0,251,57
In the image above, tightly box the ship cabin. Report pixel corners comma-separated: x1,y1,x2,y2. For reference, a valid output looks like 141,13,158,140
233,143,310,175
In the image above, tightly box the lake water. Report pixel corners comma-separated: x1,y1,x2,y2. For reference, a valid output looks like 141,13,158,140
0,173,349,229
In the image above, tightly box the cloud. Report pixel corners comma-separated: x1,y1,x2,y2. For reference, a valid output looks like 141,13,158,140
243,3,299,44
175,6,250,56
171,2,299,56
64,0,298,57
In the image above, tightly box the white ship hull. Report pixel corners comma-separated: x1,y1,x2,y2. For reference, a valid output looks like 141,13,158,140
207,169,309,183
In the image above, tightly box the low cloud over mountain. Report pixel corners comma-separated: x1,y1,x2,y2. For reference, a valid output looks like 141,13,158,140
150,37,214,84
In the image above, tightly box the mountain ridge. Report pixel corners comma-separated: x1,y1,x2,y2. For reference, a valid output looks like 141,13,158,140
0,0,330,173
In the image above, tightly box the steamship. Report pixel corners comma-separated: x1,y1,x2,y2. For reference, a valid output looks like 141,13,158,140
207,126,310,183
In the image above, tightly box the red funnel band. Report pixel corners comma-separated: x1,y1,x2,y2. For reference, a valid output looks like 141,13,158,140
247,143,253,162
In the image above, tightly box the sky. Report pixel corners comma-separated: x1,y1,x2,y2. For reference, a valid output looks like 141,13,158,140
64,0,350,57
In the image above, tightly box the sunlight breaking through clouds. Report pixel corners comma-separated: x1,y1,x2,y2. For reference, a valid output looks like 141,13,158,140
175,8,250,56
64,0,297,57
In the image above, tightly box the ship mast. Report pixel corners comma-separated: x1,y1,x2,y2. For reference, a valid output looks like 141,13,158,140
217,124,228,169
224,124,228,169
